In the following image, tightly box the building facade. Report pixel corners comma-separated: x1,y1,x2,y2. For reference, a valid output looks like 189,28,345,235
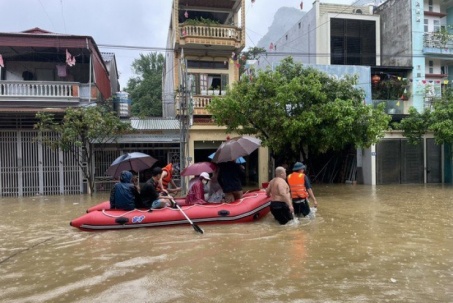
0,28,117,196
163,0,270,190
253,0,451,184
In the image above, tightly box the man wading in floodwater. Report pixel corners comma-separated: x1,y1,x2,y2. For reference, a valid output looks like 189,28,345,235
266,166,294,225
287,162,318,218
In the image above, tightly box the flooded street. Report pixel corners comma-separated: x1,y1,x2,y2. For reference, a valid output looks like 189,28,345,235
1,184,452,302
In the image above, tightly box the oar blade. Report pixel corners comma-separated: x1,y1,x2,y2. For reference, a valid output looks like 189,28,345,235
192,223,204,234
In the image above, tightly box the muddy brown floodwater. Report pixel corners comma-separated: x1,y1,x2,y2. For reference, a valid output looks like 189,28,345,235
0,184,452,302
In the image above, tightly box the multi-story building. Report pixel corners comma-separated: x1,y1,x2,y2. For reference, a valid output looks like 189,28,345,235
250,0,452,185
0,28,118,196
163,0,269,189
373,0,452,184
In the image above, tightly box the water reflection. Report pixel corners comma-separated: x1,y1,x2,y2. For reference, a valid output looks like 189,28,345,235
0,184,452,302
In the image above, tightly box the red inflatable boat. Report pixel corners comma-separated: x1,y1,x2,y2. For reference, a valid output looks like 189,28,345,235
70,189,271,231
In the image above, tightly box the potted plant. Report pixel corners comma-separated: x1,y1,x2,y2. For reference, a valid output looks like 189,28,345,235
433,26,452,47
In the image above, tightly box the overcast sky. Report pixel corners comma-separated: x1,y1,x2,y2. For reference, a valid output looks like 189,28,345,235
0,0,353,89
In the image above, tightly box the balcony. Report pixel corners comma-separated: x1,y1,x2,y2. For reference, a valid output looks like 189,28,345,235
179,24,242,49
423,32,453,55
193,95,214,115
373,99,405,115
0,81,100,104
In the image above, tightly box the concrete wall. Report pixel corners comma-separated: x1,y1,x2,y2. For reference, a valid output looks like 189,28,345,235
271,4,316,64
376,0,413,67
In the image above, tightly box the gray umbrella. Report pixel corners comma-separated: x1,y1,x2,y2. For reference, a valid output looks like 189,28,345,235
105,152,157,178
212,136,261,163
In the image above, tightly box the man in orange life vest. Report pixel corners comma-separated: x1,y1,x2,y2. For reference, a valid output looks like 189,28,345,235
287,162,318,218
157,163,182,195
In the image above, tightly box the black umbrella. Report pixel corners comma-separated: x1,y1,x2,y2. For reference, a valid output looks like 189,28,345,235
212,136,261,163
105,152,157,178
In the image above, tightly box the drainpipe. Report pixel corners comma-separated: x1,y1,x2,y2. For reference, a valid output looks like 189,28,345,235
86,38,92,103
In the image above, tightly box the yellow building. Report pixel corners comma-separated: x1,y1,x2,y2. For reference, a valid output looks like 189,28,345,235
163,0,269,190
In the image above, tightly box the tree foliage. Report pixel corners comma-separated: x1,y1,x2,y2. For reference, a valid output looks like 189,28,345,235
34,105,131,195
398,88,453,145
208,57,391,161
125,52,165,117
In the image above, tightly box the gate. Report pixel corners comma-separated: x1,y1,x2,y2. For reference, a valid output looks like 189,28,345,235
426,138,441,183
377,139,423,184
0,130,82,197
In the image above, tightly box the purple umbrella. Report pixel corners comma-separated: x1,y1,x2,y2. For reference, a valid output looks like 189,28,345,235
180,162,217,176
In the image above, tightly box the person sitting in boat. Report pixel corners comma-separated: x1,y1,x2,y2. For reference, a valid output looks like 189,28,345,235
110,170,141,211
207,168,224,203
141,167,176,209
157,163,182,195
185,172,210,205
266,166,294,225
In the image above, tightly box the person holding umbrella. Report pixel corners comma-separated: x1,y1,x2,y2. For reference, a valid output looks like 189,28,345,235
217,160,245,203
110,170,141,211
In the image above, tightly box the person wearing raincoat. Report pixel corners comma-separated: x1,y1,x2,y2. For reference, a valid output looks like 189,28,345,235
110,170,141,210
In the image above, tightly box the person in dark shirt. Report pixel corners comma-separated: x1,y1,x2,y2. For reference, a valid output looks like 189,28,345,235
110,170,140,211
140,167,176,209
217,160,245,203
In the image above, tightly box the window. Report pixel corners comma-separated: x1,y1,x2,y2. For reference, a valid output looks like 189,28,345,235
330,18,376,66
187,60,228,70
188,73,229,95
429,61,434,74
433,20,440,33
429,0,433,12
424,19,428,32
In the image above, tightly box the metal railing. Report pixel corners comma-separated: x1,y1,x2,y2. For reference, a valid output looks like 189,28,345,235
423,32,453,49
373,99,405,115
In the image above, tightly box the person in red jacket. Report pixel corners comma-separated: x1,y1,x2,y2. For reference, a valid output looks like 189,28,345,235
157,163,181,195
185,172,211,205
287,162,318,218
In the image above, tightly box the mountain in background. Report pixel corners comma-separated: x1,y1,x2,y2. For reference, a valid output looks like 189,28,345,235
256,7,306,50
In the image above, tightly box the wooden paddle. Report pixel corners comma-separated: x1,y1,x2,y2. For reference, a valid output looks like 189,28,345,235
171,199,204,234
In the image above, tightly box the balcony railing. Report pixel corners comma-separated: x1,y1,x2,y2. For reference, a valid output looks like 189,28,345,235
373,99,405,115
179,24,241,45
0,81,79,101
423,32,453,51
0,81,102,103
193,95,213,115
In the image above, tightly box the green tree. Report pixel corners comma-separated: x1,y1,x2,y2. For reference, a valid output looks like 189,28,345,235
398,89,453,145
34,106,131,195
208,57,390,162
126,52,165,117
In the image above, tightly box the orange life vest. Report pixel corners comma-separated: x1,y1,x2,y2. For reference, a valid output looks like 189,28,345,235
287,172,308,199
158,163,173,191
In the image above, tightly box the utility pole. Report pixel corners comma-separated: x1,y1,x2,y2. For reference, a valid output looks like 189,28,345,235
178,48,192,194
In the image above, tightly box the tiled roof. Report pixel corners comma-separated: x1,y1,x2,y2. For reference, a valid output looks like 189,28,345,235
128,118,180,130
